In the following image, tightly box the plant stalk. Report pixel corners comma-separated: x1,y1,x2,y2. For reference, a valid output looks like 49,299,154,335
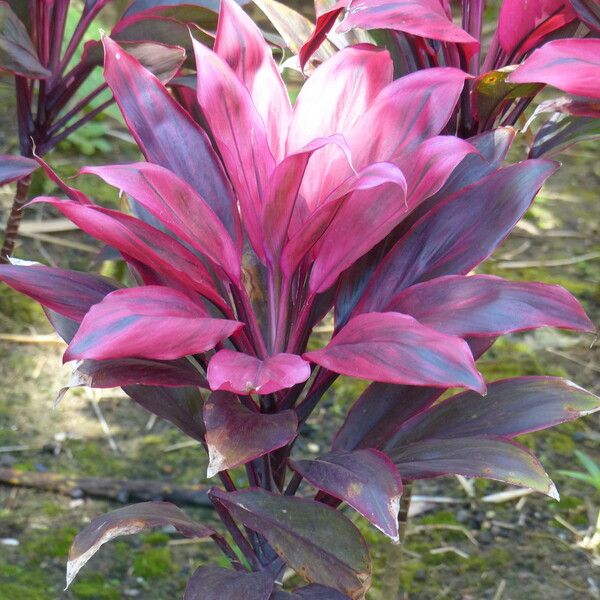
1,175,32,263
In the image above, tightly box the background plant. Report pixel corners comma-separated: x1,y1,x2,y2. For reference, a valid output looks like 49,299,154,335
0,0,598,599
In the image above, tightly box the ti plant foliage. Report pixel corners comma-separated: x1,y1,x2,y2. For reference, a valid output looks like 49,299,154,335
0,0,248,259
1,0,600,598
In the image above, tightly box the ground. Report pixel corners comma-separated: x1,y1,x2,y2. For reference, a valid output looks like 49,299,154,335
0,31,599,600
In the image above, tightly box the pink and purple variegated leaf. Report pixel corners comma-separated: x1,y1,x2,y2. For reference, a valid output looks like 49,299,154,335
207,350,310,395
356,160,558,314
346,67,471,169
209,488,371,598
203,392,297,477
387,437,559,498
304,312,485,393
508,39,600,100
31,197,227,310
184,565,273,600
0,264,118,322
192,36,274,258
387,274,594,337
102,37,241,246
289,449,403,540
388,377,600,446
0,155,38,185
81,163,241,282
64,286,242,362
215,0,291,161
66,501,214,588
333,384,444,452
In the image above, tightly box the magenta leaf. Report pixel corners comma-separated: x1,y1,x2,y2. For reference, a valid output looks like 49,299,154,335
290,449,403,540
347,67,471,169
210,488,371,598
356,160,558,314
333,384,443,452
185,565,274,600
0,3,50,78
102,37,241,246
32,197,226,310
271,585,350,599
203,391,297,477
0,264,118,322
207,350,310,395
508,39,600,100
192,36,273,258
0,155,38,185
215,0,291,161
124,385,206,442
81,162,241,282
308,164,407,293
387,437,558,499
387,274,594,337
498,0,576,56
66,501,213,588
389,377,600,446
304,312,485,393
337,0,478,50
64,286,242,361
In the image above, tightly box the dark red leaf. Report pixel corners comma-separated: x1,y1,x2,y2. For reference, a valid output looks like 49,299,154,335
185,565,273,600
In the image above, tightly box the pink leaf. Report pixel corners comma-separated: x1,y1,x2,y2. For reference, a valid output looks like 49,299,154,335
203,391,297,477
65,286,242,361
508,38,600,100
81,162,241,282
207,350,311,395
215,0,291,161
102,37,241,246
304,312,485,393
192,36,274,258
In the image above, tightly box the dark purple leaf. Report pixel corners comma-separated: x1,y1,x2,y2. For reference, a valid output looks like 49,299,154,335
0,155,38,185
0,264,118,321
355,160,558,314
64,286,242,361
185,565,273,600
387,437,559,498
389,377,600,446
102,37,241,246
67,501,213,587
0,2,50,78
333,384,443,452
203,391,297,477
210,488,371,599
304,312,485,393
529,114,600,158
289,449,403,540
123,385,205,442
568,0,600,31
387,274,594,336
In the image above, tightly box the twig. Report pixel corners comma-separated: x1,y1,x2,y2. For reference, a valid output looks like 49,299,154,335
86,389,119,454
0,333,64,345
482,488,534,503
17,218,77,234
545,348,600,374
163,440,200,453
456,474,476,498
409,524,479,546
0,445,31,453
492,579,506,600
15,230,98,253
496,252,600,269
429,546,470,559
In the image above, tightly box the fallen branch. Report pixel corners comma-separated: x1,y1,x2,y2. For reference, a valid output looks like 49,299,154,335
0,468,212,507
496,251,600,269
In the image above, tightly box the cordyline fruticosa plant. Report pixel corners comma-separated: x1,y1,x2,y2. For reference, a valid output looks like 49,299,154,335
0,0,251,261
0,0,599,598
